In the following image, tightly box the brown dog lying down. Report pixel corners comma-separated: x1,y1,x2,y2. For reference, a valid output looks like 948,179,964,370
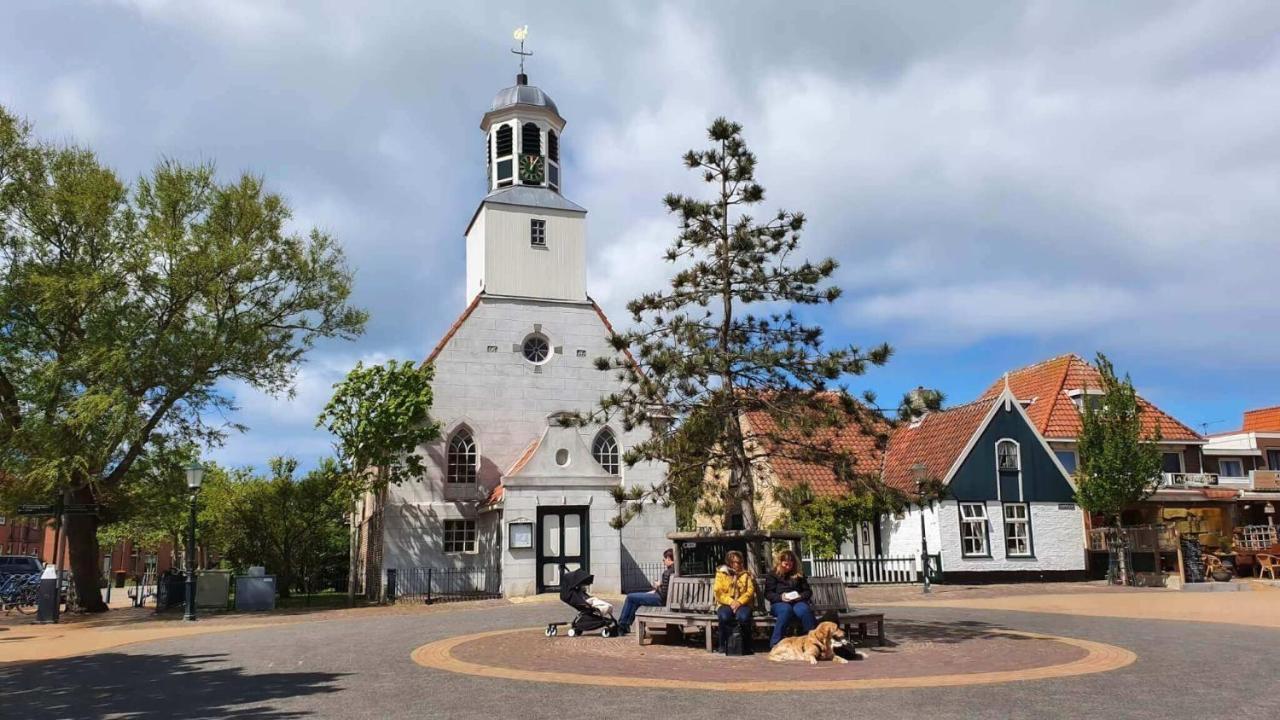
768,621,849,664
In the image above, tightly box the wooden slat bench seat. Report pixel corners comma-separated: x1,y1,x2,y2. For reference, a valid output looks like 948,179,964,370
634,576,885,652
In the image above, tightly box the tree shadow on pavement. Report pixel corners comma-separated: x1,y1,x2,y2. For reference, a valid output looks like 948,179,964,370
870,618,1031,650
0,652,345,719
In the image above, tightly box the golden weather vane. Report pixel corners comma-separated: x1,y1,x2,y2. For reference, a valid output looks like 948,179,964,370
511,25,532,75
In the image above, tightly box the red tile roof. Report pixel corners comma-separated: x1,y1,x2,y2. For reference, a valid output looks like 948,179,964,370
742,399,891,498
1243,406,1280,432
880,397,995,494
484,437,542,506
978,354,1201,442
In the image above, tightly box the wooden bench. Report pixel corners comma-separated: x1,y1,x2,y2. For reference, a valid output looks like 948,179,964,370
634,576,885,652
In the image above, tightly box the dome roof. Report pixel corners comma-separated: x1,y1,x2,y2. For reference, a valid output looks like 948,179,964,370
490,82,559,115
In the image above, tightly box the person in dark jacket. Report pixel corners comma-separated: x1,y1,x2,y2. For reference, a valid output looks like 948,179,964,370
617,549,675,636
765,549,816,648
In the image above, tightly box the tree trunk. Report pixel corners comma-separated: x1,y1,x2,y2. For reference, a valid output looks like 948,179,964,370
65,512,108,612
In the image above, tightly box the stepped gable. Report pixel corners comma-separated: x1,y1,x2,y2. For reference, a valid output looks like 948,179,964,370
978,353,1201,442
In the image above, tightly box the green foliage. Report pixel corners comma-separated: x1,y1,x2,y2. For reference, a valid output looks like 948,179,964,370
1074,353,1163,525
0,104,366,609
583,118,934,536
202,457,349,597
316,359,441,498
773,484,887,558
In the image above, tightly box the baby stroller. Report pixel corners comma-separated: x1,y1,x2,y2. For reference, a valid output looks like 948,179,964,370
544,567,619,638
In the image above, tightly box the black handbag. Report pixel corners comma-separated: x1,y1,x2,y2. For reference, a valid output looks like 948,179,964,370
725,622,746,656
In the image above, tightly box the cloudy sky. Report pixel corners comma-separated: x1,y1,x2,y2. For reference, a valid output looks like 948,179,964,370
4,1,1279,470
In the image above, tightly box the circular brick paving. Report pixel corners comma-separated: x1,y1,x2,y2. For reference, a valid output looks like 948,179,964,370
412,619,1136,691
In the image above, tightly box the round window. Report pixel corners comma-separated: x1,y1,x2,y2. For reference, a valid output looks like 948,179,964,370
555,449,570,466
522,334,551,364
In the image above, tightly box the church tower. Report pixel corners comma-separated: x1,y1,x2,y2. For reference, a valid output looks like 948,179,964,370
464,69,587,304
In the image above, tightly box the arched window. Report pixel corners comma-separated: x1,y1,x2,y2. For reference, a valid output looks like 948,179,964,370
592,429,620,475
521,122,541,156
495,125,513,156
996,439,1020,472
548,130,559,162
447,429,478,484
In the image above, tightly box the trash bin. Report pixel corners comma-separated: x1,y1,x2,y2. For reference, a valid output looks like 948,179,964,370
114,571,126,589
234,575,276,611
157,573,189,610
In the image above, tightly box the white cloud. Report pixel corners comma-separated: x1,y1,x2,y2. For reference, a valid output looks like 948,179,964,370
44,75,100,142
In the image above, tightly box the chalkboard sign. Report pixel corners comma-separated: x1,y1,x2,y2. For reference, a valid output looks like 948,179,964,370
1181,537,1205,583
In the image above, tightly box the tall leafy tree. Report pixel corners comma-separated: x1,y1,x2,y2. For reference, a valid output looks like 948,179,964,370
203,458,349,598
316,359,440,598
0,106,367,610
586,118,930,568
316,359,441,498
1074,353,1163,526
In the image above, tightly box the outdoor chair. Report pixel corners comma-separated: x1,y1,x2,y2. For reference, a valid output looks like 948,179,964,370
1256,553,1280,580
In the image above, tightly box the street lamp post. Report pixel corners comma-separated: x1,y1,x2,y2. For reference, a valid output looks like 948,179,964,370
184,461,205,622
913,463,932,594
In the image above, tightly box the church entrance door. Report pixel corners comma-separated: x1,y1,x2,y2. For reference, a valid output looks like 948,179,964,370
536,506,589,593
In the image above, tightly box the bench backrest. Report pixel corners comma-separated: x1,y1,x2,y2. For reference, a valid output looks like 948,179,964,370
666,575,847,614
808,576,849,614
667,577,716,612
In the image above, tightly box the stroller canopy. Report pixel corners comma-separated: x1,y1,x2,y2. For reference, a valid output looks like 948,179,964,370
558,568,594,603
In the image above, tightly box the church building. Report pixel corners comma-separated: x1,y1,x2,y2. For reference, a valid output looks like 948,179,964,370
355,68,674,599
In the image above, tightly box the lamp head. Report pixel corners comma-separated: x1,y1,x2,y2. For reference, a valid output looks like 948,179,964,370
185,462,205,490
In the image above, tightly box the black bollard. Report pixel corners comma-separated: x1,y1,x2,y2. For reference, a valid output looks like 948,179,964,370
36,565,60,624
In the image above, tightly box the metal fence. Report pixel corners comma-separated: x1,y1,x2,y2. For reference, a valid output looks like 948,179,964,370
621,562,665,593
806,555,941,585
389,566,501,604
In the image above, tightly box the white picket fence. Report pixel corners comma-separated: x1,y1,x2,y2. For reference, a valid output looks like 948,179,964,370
805,554,940,585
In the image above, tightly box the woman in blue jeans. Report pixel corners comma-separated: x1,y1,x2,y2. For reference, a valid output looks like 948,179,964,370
764,549,815,648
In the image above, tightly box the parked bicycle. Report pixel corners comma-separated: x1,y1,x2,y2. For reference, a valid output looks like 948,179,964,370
0,572,41,614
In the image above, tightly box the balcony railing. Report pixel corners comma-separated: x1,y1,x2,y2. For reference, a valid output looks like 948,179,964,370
1159,472,1219,488
1160,470,1280,491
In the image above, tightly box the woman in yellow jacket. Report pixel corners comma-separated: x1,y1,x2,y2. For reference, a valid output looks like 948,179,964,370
713,550,755,654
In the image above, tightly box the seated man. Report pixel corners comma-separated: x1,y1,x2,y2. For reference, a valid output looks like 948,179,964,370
616,549,674,636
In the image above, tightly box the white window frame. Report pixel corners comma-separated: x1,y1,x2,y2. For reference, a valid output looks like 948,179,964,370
446,429,478,484
530,218,546,247
1003,503,1033,558
591,428,620,475
996,439,1021,472
994,438,1024,502
443,519,478,554
959,502,990,558
1218,457,1245,478
1161,451,1185,474
1054,450,1078,475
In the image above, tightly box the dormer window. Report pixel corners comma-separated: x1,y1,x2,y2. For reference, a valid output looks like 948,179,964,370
997,440,1020,471
1068,388,1104,413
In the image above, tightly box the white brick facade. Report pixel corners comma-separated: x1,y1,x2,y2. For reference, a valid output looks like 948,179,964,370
380,296,673,596
881,500,1085,576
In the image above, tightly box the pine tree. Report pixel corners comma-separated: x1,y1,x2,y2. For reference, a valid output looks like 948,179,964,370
586,118,932,568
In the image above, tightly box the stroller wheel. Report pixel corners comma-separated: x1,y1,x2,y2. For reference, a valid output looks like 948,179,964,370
567,627,578,637
601,626,613,638
545,626,555,637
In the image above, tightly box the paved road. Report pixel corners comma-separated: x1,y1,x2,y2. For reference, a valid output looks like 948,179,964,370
1,600,1274,719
